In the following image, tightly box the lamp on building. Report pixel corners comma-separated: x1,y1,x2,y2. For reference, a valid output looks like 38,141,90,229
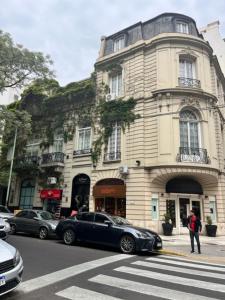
136,160,141,166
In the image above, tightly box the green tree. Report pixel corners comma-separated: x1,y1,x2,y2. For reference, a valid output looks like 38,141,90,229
0,30,54,93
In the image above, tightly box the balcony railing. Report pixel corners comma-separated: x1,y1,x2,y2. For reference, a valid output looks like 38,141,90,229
40,152,64,165
104,151,121,162
177,147,209,164
14,155,40,169
178,77,201,88
73,149,92,156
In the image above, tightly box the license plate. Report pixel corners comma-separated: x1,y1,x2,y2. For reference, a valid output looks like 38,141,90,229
157,242,162,247
0,275,6,286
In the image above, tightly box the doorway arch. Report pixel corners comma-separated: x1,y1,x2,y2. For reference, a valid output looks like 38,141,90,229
93,178,126,217
71,174,90,212
166,176,203,194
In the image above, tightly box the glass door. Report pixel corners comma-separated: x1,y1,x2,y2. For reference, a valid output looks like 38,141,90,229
179,198,189,227
191,200,201,219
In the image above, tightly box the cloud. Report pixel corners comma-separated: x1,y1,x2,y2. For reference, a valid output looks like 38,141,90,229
0,0,225,86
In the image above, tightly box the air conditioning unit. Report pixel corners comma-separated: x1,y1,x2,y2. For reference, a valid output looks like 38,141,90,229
47,177,57,185
119,165,129,175
106,93,116,101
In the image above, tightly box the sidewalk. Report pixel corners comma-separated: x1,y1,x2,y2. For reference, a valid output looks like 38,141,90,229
159,234,225,264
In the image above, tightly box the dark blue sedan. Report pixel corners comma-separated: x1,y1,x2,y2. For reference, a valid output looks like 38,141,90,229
56,212,162,254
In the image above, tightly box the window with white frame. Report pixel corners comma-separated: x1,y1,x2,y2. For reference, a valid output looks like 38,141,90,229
113,36,125,52
53,133,63,152
26,140,40,156
109,72,123,98
180,110,200,149
176,22,189,34
106,123,121,161
77,127,91,151
179,58,196,79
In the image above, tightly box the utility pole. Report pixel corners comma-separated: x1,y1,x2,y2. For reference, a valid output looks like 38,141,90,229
6,127,17,207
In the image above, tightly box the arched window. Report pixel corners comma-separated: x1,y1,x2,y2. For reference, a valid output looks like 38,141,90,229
180,110,200,149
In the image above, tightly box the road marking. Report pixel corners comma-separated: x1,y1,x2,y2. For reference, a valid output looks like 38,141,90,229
146,257,225,272
89,274,216,300
18,254,133,294
159,255,225,267
133,261,225,279
115,266,225,293
56,286,123,300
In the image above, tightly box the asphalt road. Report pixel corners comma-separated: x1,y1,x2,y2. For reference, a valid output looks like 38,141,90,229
2,234,225,300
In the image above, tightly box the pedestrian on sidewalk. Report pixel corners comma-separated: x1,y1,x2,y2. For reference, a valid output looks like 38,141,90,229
187,209,202,254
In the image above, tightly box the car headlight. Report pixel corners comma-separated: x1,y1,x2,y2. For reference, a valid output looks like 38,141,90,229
50,224,56,230
14,250,21,266
136,231,150,239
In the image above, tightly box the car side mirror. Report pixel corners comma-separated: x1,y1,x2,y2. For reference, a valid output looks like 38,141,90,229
104,220,112,227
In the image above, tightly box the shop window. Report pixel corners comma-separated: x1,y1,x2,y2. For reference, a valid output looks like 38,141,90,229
166,199,176,227
151,194,159,220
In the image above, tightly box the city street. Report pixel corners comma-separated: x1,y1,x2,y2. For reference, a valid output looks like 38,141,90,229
2,235,225,300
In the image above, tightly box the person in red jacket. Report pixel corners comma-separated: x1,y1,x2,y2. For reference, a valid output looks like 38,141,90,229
188,209,202,254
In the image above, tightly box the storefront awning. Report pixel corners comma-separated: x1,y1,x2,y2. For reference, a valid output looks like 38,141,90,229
93,185,126,198
40,189,62,200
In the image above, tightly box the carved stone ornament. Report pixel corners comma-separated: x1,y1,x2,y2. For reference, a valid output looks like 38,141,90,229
180,97,200,108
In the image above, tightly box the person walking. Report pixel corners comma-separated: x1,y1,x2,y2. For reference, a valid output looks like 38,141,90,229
187,209,202,254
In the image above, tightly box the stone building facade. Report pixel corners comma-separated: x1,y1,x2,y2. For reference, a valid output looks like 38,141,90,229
9,13,225,235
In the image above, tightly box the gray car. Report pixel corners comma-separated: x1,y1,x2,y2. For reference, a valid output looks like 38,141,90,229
0,217,11,240
8,209,59,239
0,239,23,296
0,205,14,220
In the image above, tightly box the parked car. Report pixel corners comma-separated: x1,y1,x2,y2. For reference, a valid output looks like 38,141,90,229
8,209,59,239
0,205,14,220
56,212,162,254
0,217,11,240
0,239,23,296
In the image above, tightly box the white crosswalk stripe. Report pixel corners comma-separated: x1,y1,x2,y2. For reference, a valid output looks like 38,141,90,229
159,255,225,267
56,286,123,300
132,260,225,279
115,266,225,293
89,274,215,300
146,257,225,272
56,255,225,300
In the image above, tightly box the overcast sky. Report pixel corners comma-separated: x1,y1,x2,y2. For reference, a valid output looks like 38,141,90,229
0,0,225,89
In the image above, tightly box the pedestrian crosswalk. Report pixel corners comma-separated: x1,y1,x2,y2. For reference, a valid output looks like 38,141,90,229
56,255,225,300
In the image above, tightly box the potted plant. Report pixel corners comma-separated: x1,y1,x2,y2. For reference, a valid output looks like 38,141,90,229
205,216,217,237
162,213,173,236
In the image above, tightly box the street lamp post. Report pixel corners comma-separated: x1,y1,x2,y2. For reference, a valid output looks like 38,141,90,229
6,127,17,207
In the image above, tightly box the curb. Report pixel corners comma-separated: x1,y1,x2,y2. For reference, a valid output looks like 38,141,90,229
158,249,186,256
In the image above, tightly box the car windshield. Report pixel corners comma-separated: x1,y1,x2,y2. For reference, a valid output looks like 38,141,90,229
0,206,11,213
111,216,131,225
38,211,55,220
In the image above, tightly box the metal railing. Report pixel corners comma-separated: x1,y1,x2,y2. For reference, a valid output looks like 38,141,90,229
177,147,209,164
14,155,40,169
178,77,201,88
104,151,121,162
41,152,64,165
73,149,92,156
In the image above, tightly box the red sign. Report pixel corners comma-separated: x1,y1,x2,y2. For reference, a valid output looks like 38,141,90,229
40,189,62,200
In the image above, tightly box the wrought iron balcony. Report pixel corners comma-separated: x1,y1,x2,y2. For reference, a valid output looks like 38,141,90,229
178,77,201,88
177,147,209,164
40,152,64,166
14,155,40,170
73,149,92,156
104,151,121,162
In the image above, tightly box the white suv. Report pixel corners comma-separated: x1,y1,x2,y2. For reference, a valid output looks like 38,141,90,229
0,240,23,296
0,218,11,239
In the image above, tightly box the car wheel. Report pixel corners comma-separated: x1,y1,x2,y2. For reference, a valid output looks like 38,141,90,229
120,235,136,254
39,227,48,240
63,229,75,245
10,224,16,235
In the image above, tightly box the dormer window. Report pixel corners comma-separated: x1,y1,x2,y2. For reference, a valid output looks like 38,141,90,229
113,36,125,52
176,22,189,34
